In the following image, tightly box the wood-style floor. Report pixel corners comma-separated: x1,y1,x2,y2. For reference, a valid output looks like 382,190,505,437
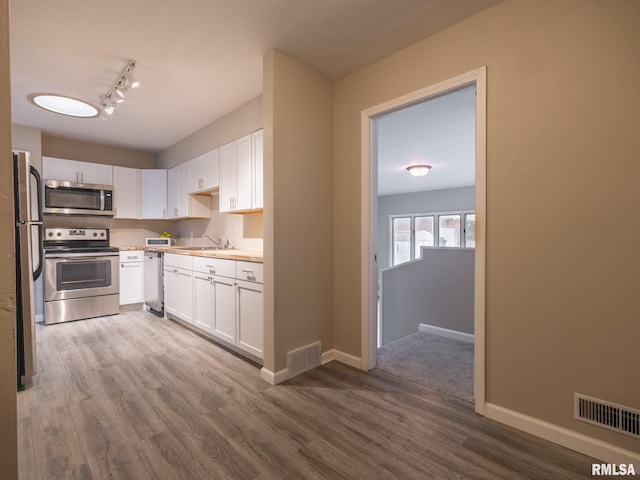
18,310,597,480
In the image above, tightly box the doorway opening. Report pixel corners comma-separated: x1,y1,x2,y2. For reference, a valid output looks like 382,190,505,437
360,68,486,413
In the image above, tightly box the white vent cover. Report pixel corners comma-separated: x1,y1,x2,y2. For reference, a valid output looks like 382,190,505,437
575,393,640,439
287,341,321,378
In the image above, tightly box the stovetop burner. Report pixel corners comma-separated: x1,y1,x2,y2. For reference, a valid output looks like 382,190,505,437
43,227,116,254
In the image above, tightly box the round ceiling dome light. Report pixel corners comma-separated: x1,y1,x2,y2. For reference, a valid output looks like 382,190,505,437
28,93,99,118
406,164,432,177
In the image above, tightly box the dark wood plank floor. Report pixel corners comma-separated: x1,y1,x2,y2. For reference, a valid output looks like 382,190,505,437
18,311,597,480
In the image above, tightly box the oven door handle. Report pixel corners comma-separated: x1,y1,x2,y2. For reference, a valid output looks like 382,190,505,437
46,252,119,259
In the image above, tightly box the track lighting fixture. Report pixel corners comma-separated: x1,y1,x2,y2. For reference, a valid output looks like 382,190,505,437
99,59,140,117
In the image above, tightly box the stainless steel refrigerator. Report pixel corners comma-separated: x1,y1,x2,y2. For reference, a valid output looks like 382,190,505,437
13,151,43,390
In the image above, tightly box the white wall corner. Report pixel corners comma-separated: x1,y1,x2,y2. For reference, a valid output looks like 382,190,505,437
260,366,289,385
322,349,362,369
419,323,474,343
484,403,640,468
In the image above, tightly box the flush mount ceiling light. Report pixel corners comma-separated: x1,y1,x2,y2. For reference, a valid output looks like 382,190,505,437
27,93,99,118
406,164,432,177
98,59,140,118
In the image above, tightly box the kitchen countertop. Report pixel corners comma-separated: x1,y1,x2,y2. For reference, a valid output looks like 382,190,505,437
117,245,263,263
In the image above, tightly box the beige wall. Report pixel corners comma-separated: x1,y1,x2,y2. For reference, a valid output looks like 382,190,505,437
42,133,156,168
264,51,334,372
0,0,18,475
12,124,42,171
333,0,640,452
157,96,262,169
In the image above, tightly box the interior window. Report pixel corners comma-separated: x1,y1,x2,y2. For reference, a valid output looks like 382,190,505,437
392,217,411,265
438,214,461,247
414,216,434,258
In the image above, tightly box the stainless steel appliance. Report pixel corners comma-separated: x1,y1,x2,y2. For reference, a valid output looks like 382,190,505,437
144,251,164,316
14,151,43,389
44,228,119,324
43,179,114,216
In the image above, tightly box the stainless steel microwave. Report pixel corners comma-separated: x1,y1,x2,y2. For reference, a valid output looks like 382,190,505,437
43,180,114,216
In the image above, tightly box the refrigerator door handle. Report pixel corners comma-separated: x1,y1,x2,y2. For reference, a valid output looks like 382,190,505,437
29,165,44,280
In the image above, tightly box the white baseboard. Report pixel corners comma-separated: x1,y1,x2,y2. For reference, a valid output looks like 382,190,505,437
419,323,474,343
485,403,640,468
321,349,362,369
261,349,363,385
35,314,44,324
260,367,289,385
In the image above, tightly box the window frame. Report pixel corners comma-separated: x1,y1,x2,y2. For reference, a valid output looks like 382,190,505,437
389,209,475,266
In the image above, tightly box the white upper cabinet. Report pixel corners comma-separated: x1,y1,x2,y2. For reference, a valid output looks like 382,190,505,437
42,157,113,185
140,169,167,219
252,130,264,210
218,129,263,213
113,166,140,219
188,148,219,194
167,163,185,219
219,140,237,213
235,134,253,211
168,162,211,219
81,161,113,185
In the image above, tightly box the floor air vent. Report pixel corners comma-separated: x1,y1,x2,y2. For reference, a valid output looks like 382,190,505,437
287,342,321,377
575,393,640,438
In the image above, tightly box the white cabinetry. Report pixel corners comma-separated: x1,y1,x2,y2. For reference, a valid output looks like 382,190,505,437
193,272,214,333
119,251,144,306
42,157,113,185
188,149,219,193
213,275,237,344
140,169,167,219
164,253,194,323
168,163,211,219
219,129,263,213
192,257,235,342
189,256,263,360
252,130,264,210
113,166,140,219
235,261,263,358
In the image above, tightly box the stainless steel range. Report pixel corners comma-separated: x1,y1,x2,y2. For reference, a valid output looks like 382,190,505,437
44,228,119,325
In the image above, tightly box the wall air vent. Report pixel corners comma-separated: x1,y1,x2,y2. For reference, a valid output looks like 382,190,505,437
287,341,321,378
574,393,640,439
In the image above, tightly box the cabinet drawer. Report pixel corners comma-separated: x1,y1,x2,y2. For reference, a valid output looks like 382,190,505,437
192,256,235,277
236,261,263,283
119,250,144,263
164,253,193,270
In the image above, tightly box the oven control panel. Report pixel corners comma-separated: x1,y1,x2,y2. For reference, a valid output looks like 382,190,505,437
45,228,108,241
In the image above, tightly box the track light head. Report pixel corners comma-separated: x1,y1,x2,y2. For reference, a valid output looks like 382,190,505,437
98,59,139,118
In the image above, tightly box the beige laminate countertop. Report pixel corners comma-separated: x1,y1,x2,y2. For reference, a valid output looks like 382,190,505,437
117,246,263,263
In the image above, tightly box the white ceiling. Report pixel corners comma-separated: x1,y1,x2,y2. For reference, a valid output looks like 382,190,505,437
9,0,501,153
376,85,476,196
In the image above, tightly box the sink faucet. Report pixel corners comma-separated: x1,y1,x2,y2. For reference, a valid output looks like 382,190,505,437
205,234,229,248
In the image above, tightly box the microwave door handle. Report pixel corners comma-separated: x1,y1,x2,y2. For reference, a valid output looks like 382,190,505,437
100,190,105,211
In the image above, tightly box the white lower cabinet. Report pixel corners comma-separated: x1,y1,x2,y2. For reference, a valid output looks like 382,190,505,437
189,256,263,360
236,280,263,358
193,273,214,332
164,254,194,323
213,276,236,344
119,251,144,305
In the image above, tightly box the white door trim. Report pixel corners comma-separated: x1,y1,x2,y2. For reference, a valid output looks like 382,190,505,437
360,67,487,415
